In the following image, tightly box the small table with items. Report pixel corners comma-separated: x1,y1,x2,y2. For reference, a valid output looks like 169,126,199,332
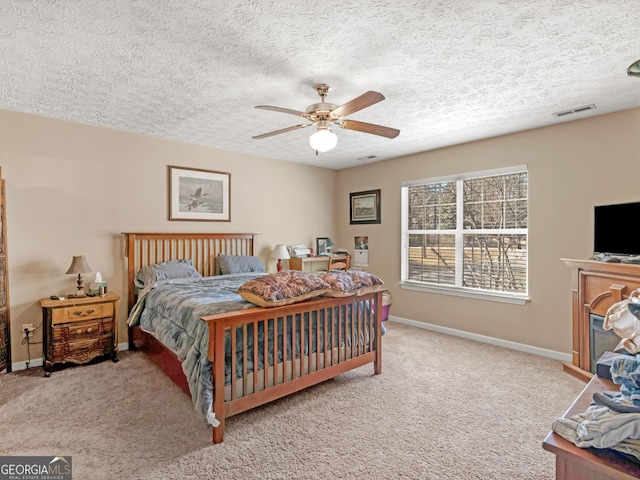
543,375,640,479
289,255,350,272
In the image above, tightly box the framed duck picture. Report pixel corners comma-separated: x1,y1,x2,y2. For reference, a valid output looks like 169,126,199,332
168,165,231,221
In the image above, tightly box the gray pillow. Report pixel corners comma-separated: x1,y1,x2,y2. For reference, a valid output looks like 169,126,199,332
218,254,266,275
135,258,202,287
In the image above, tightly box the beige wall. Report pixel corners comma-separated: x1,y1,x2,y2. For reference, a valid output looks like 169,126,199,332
4,106,640,366
0,109,337,364
336,107,640,354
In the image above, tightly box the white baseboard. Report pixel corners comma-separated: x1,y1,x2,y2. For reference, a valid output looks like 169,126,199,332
10,342,130,372
11,357,44,371
388,315,572,363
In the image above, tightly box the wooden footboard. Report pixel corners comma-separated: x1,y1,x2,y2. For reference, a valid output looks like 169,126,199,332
202,291,382,444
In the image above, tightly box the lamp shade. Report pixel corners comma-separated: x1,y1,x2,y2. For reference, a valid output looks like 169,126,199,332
628,59,640,77
271,244,290,260
65,255,92,274
309,128,337,152
326,238,335,248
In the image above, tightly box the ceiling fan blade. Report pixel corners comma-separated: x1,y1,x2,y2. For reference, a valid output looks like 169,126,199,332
339,120,400,139
331,91,385,118
255,105,311,119
252,123,312,139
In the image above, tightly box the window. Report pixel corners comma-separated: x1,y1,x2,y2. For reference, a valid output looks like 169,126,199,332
401,166,528,303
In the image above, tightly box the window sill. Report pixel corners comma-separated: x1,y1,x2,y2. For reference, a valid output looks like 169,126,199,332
399,281,530,305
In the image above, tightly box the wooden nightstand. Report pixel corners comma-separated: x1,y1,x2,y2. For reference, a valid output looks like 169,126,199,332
40,293,120,376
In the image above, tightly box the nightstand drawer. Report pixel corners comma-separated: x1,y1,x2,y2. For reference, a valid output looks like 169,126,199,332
51,302,113,325
50,336,113,364
52,319,112,343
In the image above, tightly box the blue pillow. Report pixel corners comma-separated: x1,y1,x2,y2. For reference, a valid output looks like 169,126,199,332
134,259,202,287
218,254,266,275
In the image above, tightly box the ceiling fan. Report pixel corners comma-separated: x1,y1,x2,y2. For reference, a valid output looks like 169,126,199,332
252,84,400,153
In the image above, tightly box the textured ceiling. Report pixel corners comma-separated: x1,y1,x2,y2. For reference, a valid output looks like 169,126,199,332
1,1,640,170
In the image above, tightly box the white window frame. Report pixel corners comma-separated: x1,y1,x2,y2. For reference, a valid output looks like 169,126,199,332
400,165,529,305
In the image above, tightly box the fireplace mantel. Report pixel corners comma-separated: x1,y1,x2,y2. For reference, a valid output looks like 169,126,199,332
562,258,640,380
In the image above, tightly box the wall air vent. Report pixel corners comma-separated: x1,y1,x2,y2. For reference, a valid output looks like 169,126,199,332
552,104,596,118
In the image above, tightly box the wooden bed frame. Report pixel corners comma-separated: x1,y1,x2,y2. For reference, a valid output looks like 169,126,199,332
123,232,383,443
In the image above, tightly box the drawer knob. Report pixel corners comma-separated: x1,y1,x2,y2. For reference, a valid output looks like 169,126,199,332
87,327,92,332
76,329,82,334
73,308,95,317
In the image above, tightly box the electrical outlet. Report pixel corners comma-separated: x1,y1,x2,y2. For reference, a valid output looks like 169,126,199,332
22,323,35,338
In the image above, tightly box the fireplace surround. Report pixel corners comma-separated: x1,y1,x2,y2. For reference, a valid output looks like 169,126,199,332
562,258,640,380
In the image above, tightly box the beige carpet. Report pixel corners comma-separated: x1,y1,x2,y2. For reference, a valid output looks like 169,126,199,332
0,322,585,480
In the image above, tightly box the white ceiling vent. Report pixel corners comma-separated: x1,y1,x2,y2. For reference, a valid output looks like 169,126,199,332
357,155,377,161
552,104,597,118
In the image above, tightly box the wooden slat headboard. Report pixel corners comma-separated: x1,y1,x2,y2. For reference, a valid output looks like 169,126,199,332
122,232,257,312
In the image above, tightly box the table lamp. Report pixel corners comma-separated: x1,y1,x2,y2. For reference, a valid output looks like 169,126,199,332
271,245,290,272
326,238,335,253
66,255,92,297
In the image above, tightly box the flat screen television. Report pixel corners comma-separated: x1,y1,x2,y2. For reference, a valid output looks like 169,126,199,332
594,201,640,256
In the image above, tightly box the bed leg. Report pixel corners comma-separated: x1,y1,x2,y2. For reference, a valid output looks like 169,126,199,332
128,325,136,351
374,324,382,375
374,293,383,375
212,419,225,444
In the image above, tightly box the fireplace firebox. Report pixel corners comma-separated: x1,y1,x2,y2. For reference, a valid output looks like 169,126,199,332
589,314,630,373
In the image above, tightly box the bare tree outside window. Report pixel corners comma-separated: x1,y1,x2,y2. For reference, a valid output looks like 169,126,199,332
402,169,528,296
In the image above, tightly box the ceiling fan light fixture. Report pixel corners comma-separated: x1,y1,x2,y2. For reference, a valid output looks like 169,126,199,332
309,127,337,152
253,84,399,151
